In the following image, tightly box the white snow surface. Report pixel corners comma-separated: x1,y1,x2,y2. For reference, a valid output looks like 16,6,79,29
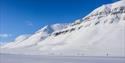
0,1,125,56
51,23,68,31
0,54,125,63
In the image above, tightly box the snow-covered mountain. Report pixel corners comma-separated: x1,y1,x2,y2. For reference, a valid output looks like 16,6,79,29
1,0,125,56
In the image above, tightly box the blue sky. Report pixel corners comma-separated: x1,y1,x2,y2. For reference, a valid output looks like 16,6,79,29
0,0,118,43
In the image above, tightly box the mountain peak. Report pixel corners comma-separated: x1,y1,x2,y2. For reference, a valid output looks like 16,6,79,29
82,0,125,25
111,0,125,9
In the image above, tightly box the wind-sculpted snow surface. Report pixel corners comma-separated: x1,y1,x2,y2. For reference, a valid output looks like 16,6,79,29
1,0,125,56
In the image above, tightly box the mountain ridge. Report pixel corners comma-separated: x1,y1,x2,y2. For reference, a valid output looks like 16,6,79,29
1,0,125,56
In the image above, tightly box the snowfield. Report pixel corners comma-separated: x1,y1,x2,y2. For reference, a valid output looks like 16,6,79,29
0,54,125,63
0,1,125,63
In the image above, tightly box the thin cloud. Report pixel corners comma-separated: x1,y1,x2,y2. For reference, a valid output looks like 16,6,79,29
0,34,12,38
26,21,34,26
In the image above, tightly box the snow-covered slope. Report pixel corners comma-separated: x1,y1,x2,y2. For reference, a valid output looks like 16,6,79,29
2,26,49,48
1,1,125,56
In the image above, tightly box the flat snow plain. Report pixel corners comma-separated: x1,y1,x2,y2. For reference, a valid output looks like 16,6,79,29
0,54,125,63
